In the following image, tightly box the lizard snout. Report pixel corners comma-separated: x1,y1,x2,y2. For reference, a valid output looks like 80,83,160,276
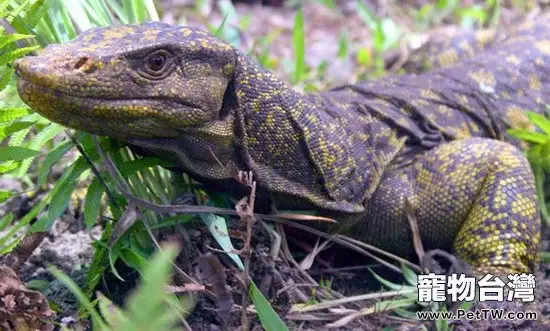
12,57,36,81
12,56,53,85
14,51,100,90
12,58,23,76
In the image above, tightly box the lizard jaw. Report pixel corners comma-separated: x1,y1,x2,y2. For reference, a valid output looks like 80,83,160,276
17,78,192,139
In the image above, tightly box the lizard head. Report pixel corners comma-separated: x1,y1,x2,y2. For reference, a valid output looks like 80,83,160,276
15,22,237,139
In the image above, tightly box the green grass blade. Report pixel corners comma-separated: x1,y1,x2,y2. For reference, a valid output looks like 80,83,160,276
214,13,230,38
200,213,244,269
369,268,416,292
130,0,146,23
401,264,418,286
0,212,13,230
508,129,550,144
56,0,77,40
143,0,159,21
0,190,12,203
527,111,550,135
117,157,172,175
249,281,289,331
86,0,115,26
25,0,51,28
292,9,305,84
337,29,348,59
60,0,95,31
104,0,127,24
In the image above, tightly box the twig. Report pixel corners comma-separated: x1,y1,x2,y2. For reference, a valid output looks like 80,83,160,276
405,198,426,272
387,39,412,72
233,170,258,331
277,223,319,286
260,221,281,260
166,284,205,294
326,299,414,329
280,224,346,302
335,235,422,273
286,314,338,321
298,238,333,271
276,283,326,297
240,251,251,331
308,264,377,275
289,289,415,314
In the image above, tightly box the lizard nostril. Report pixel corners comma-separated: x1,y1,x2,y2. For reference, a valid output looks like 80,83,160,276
74,56,94,73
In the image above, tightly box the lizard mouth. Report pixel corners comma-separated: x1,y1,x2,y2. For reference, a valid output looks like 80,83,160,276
17,77,199,108
17,79,197,139
18,79,157,117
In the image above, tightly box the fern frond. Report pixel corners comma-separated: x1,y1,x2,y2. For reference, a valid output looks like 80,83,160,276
0,66,14,91
0,107,31,122
0,45,39,66
0,33,34,50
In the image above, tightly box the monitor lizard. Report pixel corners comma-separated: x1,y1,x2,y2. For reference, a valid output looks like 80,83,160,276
14,13,550,276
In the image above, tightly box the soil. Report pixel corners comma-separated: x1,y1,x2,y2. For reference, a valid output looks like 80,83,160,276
2,0,550,330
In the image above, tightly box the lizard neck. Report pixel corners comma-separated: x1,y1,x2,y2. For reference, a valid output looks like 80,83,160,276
231,51,406,213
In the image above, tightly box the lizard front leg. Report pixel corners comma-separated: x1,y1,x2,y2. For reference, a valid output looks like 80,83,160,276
410,138,540,275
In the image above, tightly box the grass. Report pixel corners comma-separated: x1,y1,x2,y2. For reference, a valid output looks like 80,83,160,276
51,243,184,330
0,0,548,330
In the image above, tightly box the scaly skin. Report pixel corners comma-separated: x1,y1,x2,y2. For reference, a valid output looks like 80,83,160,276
14,14,550,275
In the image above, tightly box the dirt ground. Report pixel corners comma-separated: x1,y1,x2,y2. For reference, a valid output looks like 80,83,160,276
2,0,550,330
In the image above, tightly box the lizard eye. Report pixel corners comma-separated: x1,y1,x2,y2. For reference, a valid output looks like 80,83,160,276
141,50,173,79
147,54,166,72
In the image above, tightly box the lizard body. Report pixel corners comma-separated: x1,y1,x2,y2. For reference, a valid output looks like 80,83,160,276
14,14,550,274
